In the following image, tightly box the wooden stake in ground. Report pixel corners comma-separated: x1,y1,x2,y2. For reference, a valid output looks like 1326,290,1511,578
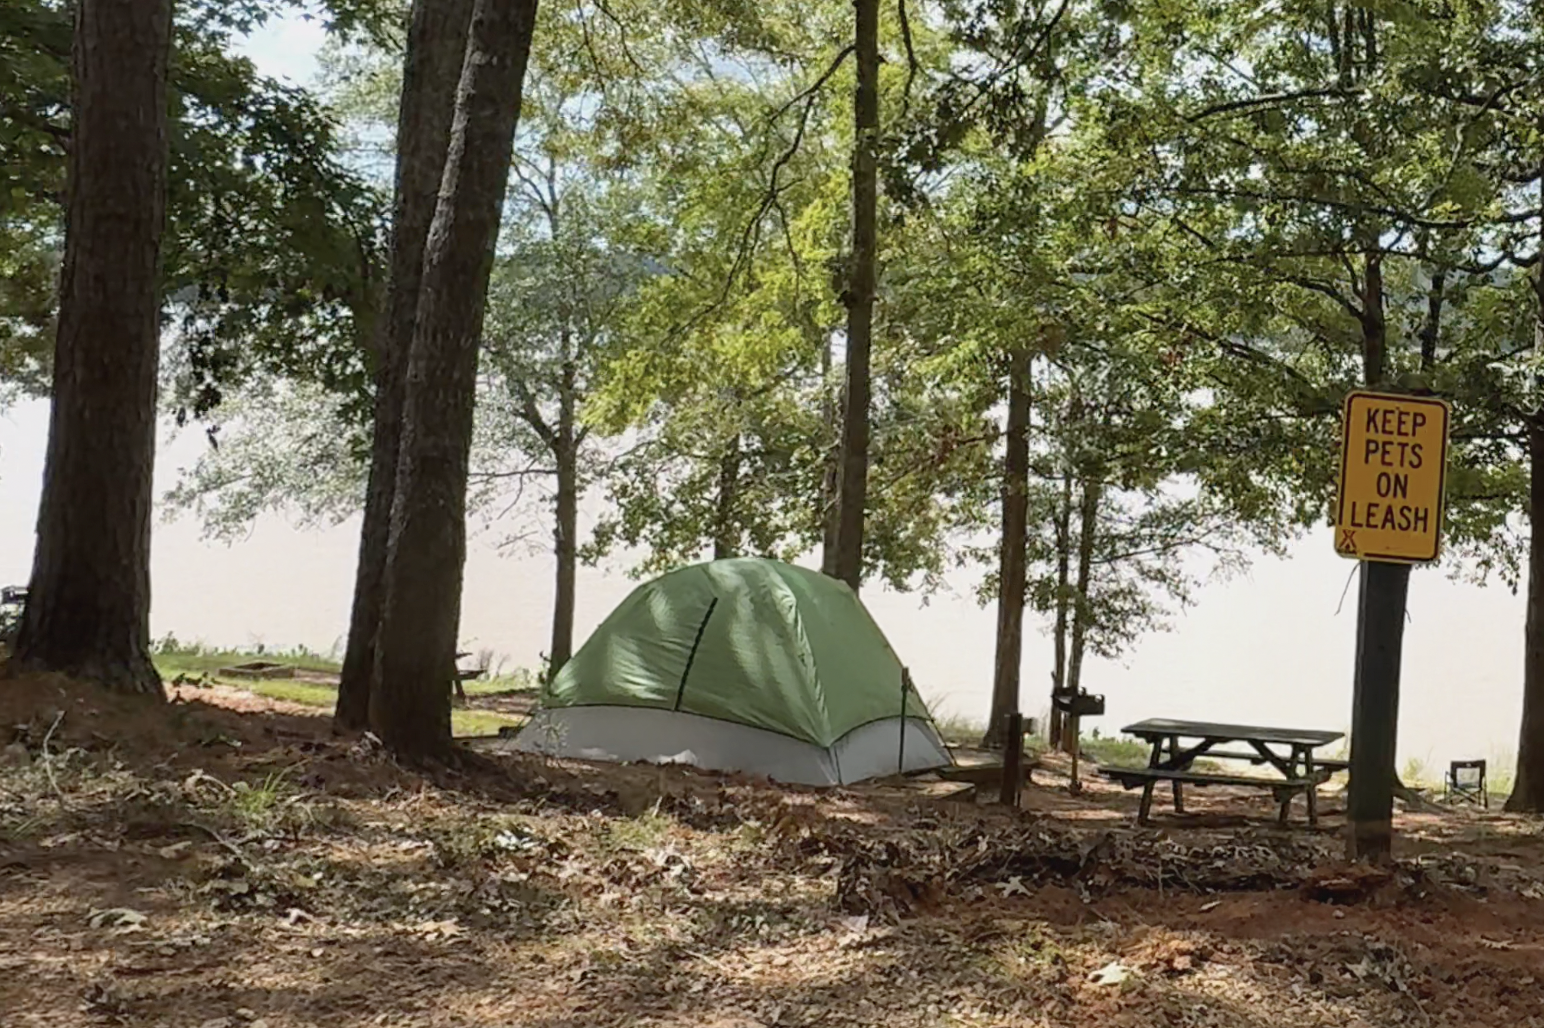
371,0,541,761
13,0,172,697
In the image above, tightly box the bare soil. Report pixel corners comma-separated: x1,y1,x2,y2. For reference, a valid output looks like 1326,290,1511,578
2,674,1543,1028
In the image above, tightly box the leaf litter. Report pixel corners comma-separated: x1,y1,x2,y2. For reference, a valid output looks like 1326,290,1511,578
2,675,1544,1027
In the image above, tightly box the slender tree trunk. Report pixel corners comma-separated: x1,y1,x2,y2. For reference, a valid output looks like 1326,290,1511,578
1047,472,1073,748
336,0,475,731
1360,250,1387,386
1507,187,1544,812
548,352,578,679
1418,266,1445,373
1062,477,1101,754
982,349,1032,749
1509,422,1544,810
12,0,172,696
371,0,540,761
827,0,879,591
714,434,742,560
819,336,841,571
550,439,577,680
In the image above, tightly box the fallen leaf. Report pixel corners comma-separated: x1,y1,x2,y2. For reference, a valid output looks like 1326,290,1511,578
1199,900,1222,912
1090,961,1133,986
87,908,147,931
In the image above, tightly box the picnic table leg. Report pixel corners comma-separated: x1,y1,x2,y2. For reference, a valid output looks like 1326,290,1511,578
1302,747,1319,827
1138,781,1157,825
1168,735,1185,814
1137,738,1162,826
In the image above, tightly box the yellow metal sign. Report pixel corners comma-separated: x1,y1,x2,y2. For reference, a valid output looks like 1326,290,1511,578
1334,391,1451,564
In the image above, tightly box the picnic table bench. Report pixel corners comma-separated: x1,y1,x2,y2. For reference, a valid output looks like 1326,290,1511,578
451,651,486,702
1100,719,1344,827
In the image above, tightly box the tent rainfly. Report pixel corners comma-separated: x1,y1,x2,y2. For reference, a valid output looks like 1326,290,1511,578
510,557,952,785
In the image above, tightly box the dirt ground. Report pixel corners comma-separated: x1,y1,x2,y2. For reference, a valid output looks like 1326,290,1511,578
3,675,1543,1028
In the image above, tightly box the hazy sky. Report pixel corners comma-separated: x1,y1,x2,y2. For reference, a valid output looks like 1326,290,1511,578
0,15,1528,772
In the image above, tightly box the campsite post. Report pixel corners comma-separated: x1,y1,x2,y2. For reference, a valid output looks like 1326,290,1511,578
999,711,1023,807
1334,390,1450,861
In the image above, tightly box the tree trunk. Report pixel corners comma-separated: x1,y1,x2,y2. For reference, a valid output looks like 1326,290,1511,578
982,349,1032,750
1507,190,1544,812
1062,476,1101,754
336,0,475,731
12,0,172,696
819,336,841,571
550,439,577,681
826,0,879,592
714,434,742,560
371,0,539,762
1418,266,1445,374
1047,472,1073,748
548,352,578,681
1507,422,1544,810
1360,250,1387,386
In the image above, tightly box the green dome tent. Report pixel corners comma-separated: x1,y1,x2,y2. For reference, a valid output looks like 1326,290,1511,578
510,557,952,785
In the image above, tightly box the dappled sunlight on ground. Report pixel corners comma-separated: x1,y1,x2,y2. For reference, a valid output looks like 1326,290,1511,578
2,675,1543,1027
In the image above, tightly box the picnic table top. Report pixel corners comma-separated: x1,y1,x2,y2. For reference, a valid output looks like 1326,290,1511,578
1121,718,1343,749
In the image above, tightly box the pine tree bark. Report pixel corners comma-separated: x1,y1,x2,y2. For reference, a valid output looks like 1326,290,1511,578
12,0,172,696
1507,420,1544,810
826,0,879,591
982,349,1031,750
371,0,540,761
548,357,578,680
1507,195,1544,812
336,0,475,731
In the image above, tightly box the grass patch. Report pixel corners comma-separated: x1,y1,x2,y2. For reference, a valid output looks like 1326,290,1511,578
602,809,677,853
155,640,535,740
451,709,525,737
1078,734,1152,768
462,675,539,696
232,680,521,738
155,646,341,678
932,712,985,747
246,680,337,707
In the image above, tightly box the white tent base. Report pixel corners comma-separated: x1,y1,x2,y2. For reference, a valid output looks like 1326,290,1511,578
502,705,952,786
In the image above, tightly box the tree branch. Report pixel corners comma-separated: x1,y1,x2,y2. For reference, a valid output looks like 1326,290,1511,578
508,377,557,448
1185,87,1358,122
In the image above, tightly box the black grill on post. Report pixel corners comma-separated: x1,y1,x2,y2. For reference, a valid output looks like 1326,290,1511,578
1052,691,1105,795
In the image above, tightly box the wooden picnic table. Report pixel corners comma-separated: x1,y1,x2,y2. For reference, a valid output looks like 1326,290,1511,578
1100,718,1344,827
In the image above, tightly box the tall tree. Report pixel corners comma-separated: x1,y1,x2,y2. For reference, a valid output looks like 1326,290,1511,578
335,0,476,731
825,0,879,590
371,0,539,760
1510,184,1544,810
11,0,173,694
480,174,645,676
983,348,1031,748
